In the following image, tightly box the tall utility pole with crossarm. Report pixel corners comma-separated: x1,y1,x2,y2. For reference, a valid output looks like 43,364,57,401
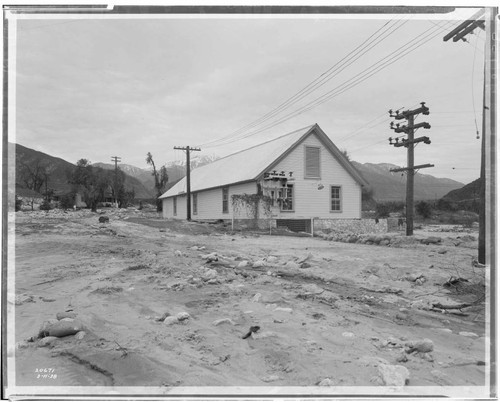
173,146,201,221
388,102,433,236
111,156,121,207
443,7,496,265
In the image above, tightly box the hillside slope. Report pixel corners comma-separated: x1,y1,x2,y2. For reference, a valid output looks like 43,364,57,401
12,143,154,199
351,162,464,202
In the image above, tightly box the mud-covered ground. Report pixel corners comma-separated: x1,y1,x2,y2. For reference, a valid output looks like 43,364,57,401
7,209,490,398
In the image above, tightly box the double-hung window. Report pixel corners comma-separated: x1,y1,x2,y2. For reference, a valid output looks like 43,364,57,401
173,196,177,216
305,146,320,178
330,186,342,212
222,187,229,214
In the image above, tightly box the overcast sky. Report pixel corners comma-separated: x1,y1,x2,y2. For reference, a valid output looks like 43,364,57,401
11,6,486,184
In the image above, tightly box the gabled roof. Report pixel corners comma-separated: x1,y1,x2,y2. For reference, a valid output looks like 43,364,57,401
160,123,367,199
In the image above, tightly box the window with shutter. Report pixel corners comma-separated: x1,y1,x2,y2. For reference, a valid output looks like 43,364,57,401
305,146,320,178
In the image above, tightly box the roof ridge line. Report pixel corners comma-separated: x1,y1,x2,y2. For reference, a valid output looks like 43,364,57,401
195,124,317,168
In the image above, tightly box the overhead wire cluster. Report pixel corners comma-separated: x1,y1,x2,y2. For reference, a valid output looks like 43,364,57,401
198,17,464,150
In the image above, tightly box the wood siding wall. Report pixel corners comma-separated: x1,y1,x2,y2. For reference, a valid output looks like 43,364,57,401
267,133,361,219
162,182,257,220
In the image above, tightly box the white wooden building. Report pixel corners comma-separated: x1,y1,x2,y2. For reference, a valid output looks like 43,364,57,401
160,124,368,232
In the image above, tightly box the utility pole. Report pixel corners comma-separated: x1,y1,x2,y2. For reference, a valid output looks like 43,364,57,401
173,146,201,221
111,156,121,208
388,102,433,236
443,6,496,266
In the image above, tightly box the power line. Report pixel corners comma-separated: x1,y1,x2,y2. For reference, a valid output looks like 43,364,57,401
198,18,409,148
203,20,456,148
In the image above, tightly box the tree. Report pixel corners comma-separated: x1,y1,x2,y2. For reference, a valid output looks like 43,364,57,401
416,200,432,219
341,149,351,161
18,158,53,194
146,152,169,212
68,159,112,212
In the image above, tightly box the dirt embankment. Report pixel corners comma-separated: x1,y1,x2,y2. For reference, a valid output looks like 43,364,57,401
9,209,488,396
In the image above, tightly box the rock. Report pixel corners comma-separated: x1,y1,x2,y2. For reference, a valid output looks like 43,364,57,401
367,274,379,282
167,281,186,291
98,216,109,223
252,293,262,302
383,337,403,348
202,268,217,281
407,273,423,282
207,278,219,285
261,374,281,383
237,260,249,268
252,260,266,268
201,252,218,262
39,319,83,338
410,299,432,310
342,332,355,338
285,261,300,270
176,312,190,322
266,256,278,264
300,284,324,295
459,331,478,338
163,316,178,325
380,239,390,246
421,236,441,245
405,338,434,353
16,341,30,350
212,318,236,326
377,364,410,386
75,331,86,340
274,307,293,313
15,294,34,305
174,250,183,257
437,328,453,333
60,318,75,322
437,249,447,254
297,252,313,264
267,270,272,276
318,378,334,386
155,312,171,322
396,352,408,363
38,336,58,347
56,311,77,320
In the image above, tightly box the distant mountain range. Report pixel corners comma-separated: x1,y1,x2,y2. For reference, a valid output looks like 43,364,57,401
12,142,466,203
351,161,464,202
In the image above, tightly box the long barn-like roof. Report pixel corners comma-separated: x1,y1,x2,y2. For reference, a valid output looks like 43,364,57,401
160,124,367,199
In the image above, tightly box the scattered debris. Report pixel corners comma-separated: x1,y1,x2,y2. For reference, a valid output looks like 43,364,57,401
15,294,34,305
377,364,410,386
39,319,84,338
405,338,434,354
98,216,109,224
212,318,236,326
317,378,334,386
242,326,260,339
458,331,479,338
56,311,77,320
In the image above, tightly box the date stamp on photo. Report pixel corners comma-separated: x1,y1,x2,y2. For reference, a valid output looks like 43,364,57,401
35,368,57,379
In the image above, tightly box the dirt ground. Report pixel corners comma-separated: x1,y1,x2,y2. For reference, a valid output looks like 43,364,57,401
7,209,490,397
